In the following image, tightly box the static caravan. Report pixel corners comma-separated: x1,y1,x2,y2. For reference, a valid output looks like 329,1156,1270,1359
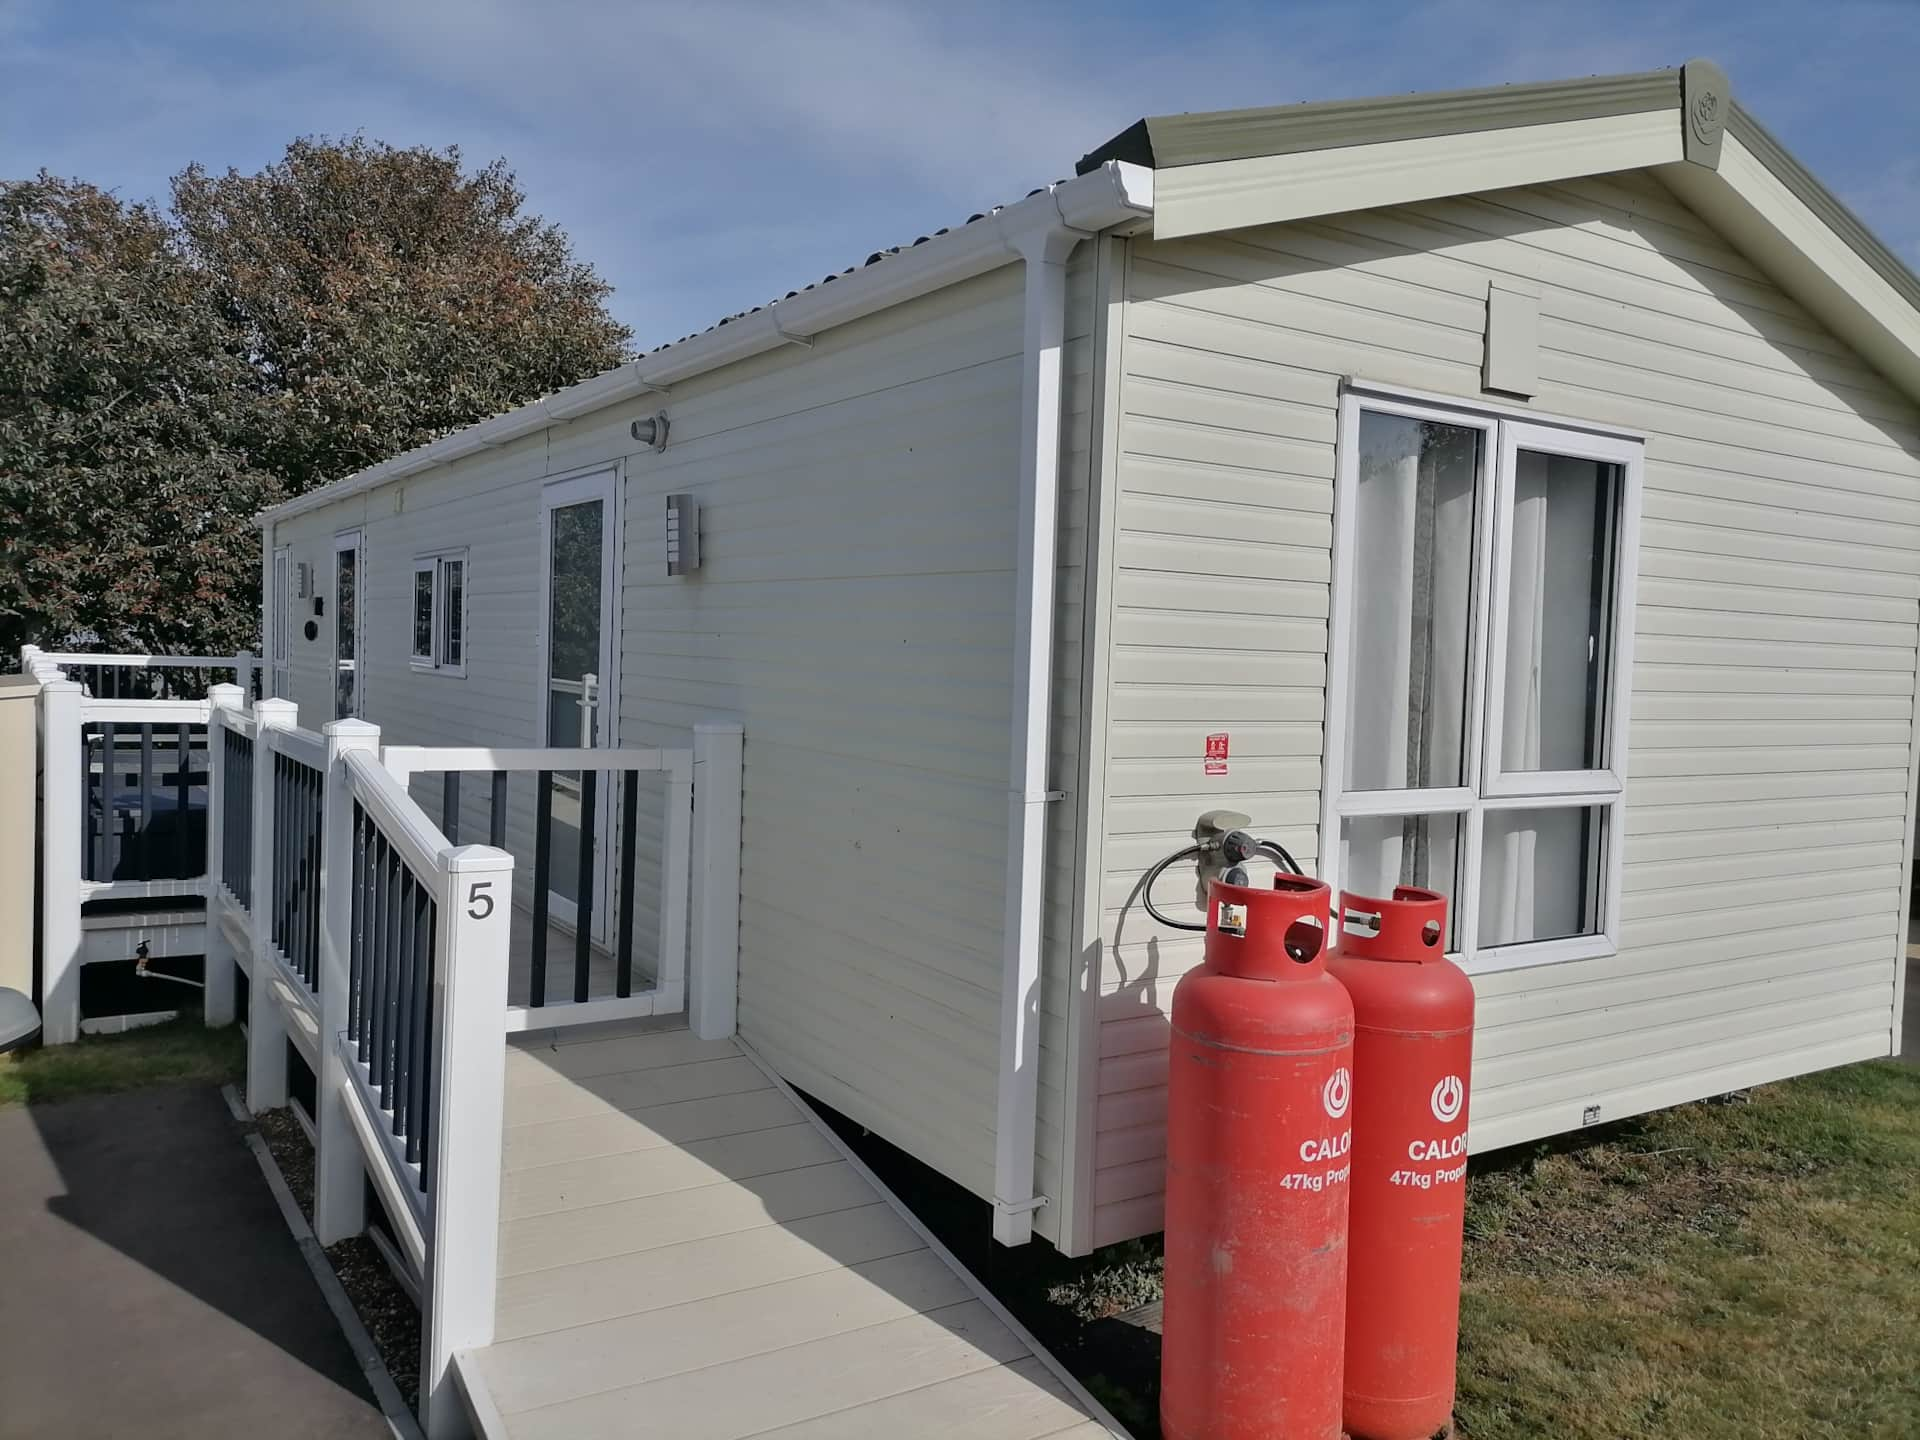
259,61,1920,1258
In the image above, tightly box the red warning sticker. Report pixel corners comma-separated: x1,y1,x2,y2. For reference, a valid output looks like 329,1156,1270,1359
1204,732,1229,776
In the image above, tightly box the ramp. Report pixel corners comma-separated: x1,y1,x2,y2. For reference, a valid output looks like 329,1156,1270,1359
454,1023,1115,1439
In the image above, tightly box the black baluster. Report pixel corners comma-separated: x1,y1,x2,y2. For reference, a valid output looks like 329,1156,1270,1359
382,853,404,1105
442,771,460,845
617,770,638,998
174,725,191,879
489,770,507,848
530,771,553,1008
349,804,366,1044
366,831,387,1067
102,720,117,880
575,769,596,1004
394,867,414,1134
138,725,153,879
406,879,431,1165
418,899,437,1193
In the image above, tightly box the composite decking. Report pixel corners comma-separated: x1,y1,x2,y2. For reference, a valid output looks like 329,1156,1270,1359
455,1021,1113,1440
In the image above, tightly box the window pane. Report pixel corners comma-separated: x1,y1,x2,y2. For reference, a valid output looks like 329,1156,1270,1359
1346,412,1482,791
1479,806,1606,947
1499,452,1621,772
441,560,464,668
1341,812,1464,948
413,568,435,660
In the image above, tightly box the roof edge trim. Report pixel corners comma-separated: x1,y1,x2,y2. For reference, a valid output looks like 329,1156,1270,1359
262,162,1153,526
1724,101,1920,316
1078,68,1680,173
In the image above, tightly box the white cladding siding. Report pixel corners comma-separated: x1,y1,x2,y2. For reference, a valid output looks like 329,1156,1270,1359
266,429,605,924
261,255,1096,1242
547,258,1095,1241
1084,171,1920,1249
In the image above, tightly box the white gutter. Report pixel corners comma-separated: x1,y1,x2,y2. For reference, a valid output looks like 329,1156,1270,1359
990,163,1152,1246
261,162,1154,525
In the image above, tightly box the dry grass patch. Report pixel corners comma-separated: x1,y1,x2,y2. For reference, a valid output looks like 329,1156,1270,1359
1455,1061,1920,1439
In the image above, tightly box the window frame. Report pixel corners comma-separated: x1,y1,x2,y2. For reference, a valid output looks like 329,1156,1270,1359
410,549,468,677
1321,384,1644,974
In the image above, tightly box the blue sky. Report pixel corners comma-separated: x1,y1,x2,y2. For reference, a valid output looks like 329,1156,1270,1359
4,1,1917,350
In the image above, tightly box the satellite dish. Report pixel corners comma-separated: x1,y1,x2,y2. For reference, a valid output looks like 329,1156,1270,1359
0,988,41,1054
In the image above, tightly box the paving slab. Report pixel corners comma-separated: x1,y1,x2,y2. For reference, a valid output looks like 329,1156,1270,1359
0,1084,389,1440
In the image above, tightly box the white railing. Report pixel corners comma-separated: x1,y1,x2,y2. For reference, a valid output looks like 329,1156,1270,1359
27,643,744,1437
382,736,734,1035
24,645,256,700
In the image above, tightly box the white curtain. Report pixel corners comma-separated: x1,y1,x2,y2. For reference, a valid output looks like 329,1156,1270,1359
1346,416,1474,895
1481,452,1605,946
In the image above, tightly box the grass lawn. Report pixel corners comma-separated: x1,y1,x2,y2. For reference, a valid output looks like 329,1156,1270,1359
1029,1060,1920,1439
0,1018,245,1107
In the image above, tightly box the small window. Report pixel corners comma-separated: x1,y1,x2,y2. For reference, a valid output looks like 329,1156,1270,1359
411,551,468,674
1324,388,1642,973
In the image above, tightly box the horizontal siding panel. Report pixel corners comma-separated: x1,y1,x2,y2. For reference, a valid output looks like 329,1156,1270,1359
1473,992,1893,1108
1084,173,1920,1249
1474,960,1894,1063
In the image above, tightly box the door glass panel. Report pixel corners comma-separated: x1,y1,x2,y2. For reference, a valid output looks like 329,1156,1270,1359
546,499,605,911
1479,806,1605,947
1341,811,1464,949
1345,412,1482,791
1499,452,1621,773
335,542,358,719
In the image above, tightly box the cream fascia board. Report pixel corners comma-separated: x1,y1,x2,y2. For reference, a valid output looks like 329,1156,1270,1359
1659,135,1920,404
261,162,1153,526
1150,108,1683,240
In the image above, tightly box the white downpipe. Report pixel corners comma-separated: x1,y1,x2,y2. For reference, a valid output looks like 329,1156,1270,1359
990,198,1088,1247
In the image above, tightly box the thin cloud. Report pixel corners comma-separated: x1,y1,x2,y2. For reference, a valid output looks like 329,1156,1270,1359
4,0,1916,348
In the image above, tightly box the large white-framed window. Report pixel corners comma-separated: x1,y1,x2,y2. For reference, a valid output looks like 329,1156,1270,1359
411,550,467,675
1321,384,1643,974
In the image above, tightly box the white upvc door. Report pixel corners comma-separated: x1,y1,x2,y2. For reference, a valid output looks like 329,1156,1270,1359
333,530,366,719
537,470,620,939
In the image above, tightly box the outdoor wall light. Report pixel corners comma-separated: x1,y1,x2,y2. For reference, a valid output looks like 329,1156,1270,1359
631,412,671,452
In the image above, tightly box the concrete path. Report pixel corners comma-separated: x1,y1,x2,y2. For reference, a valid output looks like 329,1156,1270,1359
0,1085,390,1440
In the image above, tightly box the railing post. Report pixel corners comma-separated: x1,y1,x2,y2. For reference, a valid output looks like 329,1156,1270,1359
421,843,514,1440
202,683,246,1027
247,697,297,1112
235,649,255,700
689,721,744,1041
316,719,379,1244
37,677,84,1046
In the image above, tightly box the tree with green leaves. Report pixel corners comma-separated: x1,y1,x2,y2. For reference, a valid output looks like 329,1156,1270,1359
1,138,632,660
0,174,286,657
172,137,631,494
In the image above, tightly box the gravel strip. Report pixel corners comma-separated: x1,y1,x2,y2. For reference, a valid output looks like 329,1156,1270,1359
254,1107,423,1412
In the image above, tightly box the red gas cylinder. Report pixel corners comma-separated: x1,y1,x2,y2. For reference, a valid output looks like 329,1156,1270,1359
1328,885,1475,1440
1161,874,1354,1440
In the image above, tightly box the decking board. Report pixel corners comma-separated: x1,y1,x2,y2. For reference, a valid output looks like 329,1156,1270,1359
462,1027,1112,1439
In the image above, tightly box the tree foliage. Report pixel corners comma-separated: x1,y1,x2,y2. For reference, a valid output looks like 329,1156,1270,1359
173,138,631,493
0,174,285,656
1,138,632,659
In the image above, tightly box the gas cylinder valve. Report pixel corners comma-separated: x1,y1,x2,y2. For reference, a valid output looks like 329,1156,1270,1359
1141,812,1306,931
